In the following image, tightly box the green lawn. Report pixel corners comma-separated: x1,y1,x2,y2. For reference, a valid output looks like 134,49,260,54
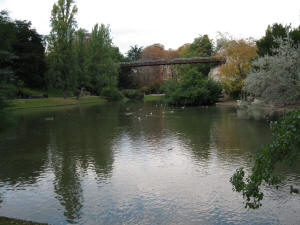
144,95,165,102
12,96,105,109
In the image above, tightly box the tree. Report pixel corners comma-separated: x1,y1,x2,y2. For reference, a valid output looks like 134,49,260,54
0,10,16,129
85,24,120,96
12,20,46,89
243,38,300,106
72,28,89,99
47,0,78,98
256,23,300,57
230,110,300,209
215,32,232,53
216,39,258,98
138,44,167,91
126,45,143,61
162,67,222,106
179,34,214,76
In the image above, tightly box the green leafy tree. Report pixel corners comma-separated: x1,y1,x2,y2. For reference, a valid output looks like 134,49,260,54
256,23,300,56
47,0,78,98
126,45,143,61
0,10,16,129
179,34,214,76
72,28,89,99
162,67,222,106
85,24,120,95
12,20,46,89
230,110,300,209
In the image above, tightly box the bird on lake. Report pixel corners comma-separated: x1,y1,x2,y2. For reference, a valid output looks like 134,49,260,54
168,147,173,151
290,185,299,194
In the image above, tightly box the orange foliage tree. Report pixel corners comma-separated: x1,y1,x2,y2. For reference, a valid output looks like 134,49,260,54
135,44,179,92
216,39,258,98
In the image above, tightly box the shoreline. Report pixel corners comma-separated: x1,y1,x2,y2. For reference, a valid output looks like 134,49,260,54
0,216,48,225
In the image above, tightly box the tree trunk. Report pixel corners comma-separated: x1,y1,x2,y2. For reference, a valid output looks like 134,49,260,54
76,87,83,100
63,88,67,99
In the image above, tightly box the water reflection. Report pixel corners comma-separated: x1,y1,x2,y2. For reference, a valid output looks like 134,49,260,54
0,103,299,224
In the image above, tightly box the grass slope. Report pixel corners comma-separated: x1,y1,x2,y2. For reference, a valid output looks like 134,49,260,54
12,96,104,109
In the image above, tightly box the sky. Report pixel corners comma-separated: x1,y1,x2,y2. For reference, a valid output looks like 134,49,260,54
0,0,299,54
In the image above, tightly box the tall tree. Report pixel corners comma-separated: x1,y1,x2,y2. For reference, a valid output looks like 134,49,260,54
86,24,120,95
0,10,16,128
12,20,46,89
72,28,89,99
47,0,78,98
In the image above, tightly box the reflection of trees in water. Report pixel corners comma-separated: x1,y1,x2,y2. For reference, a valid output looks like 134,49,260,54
208,107,271,164
164,106,271,165
165,107,214,161
0,104,121,223
0,114,49,186
46,104,120,223
50,145,83,224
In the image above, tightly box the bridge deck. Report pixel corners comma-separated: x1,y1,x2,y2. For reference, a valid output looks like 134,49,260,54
120,57,225,68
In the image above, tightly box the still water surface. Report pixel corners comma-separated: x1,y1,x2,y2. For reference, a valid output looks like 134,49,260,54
0,102,300,224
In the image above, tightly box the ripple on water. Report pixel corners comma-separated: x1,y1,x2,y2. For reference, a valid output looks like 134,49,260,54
0,103,299,224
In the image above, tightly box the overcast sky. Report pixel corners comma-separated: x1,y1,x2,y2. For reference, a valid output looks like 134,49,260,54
1,0,299,54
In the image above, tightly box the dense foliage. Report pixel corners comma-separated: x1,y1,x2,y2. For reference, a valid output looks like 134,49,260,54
86,24,121,96
216,39,258,98
162,68,222,106
179,35,214,76
243,38,300,106
0,11,15,123
230,110,300,209
256,23,300,56
13,20,46,89
101,87,122,101
126,45,143,61
0,10,46,95
47,0,78,98
122,89,144,101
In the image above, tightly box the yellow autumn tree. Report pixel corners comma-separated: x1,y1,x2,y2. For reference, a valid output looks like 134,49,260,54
216,39,258,98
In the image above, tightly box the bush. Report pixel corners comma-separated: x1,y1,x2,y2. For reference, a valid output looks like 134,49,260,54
122,89,144,101
243,38,300,106
230,110,300,209
162,68,222,106
101,87,123,101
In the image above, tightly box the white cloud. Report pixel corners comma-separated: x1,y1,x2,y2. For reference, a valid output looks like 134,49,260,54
1,0,299,53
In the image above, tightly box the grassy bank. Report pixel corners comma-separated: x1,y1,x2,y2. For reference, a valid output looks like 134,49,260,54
10,94,164,110
12,96,105,109
0,216,48,225
144,95,165,102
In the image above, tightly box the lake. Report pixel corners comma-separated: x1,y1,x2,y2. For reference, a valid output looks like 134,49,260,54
0,102,300,224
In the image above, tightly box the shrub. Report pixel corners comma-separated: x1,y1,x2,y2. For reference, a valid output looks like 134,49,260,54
101,87,123,101
243,38,300,106
122,89,144,101
230,110,300,209
162,68,222,106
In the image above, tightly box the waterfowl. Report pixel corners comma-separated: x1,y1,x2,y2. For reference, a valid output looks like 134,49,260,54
290,185,299,194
